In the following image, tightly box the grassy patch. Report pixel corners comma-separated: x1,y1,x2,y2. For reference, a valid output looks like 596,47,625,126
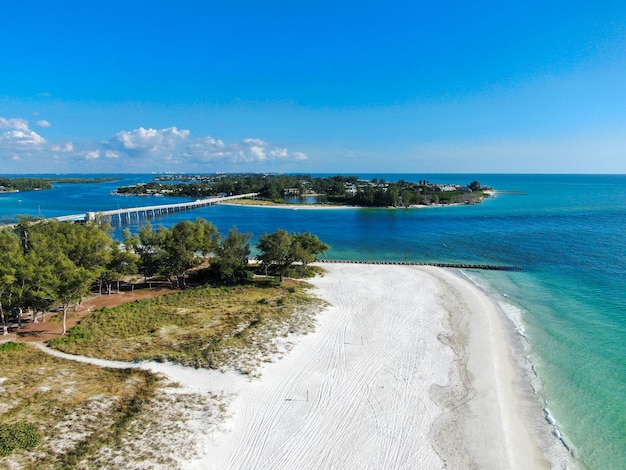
49,278,326,373
0,342,225,469
0,342,157,467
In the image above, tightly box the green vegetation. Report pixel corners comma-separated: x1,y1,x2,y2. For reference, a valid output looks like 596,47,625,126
0,421,40,456
257,230,330,280
48,177,119,184
122,218,219,288
0,176,116,193
1,217,329,336
50,278,324,372
0,341,218,468
1,218,114,335
210,227,253,284
115,173,490,207
0,177,51,192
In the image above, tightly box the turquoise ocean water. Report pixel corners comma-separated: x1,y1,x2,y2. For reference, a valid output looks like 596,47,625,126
1,173,624,469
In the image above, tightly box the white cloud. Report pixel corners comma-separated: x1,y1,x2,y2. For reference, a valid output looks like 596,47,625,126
51,142,74,152
108,126,190,154
0,117,29,131
84,150,100,160
0,119,308,173
188,136,305,165
105,126,307,167
0,116,47,149
0,129,46,146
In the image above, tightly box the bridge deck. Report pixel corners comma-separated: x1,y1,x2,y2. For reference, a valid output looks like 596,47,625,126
52,193,259,224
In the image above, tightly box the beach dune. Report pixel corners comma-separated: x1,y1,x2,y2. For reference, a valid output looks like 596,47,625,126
189,264,548,469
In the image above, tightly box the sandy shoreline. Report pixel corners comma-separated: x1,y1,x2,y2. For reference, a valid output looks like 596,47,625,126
424,266,550,469
184,263,549,469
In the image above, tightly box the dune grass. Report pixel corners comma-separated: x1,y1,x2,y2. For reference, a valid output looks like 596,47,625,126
49,278,325,373
0,341,225,468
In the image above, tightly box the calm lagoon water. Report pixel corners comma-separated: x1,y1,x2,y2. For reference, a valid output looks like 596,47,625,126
2,173,624,469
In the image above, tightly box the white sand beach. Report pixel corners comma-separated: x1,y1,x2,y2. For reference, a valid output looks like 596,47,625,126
181,263,549,469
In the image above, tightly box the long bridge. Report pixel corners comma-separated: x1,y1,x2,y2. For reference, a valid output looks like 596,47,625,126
55,193,259,225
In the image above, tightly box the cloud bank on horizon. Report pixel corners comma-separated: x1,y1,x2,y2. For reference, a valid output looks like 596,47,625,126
0,116,306,173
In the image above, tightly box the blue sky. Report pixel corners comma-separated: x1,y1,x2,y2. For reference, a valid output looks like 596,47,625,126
1,0,625,174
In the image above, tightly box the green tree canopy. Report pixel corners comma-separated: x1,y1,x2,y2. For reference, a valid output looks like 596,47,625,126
0,230,23,335
12,220,116,334
256,229,330,280
211,227,252,284
469,180,481,191
127,219,219,287
256,229,295,280
292,232,330,267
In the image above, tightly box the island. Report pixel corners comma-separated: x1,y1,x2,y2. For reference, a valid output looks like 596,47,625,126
0,176,118,193
0,177,52,192
115,173,492,207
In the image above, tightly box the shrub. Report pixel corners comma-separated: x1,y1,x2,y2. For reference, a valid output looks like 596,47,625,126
0,342,26,354
0,421,40,456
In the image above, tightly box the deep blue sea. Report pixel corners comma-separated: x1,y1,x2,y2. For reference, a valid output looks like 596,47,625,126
1,173,624,469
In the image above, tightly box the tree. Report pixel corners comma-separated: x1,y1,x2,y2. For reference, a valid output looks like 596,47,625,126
55,260,93,335
191,218,220,259
211,227,252,284
15,248,56,323
125,219,219,288
257,229,329,280
256,229,295,280
292,232,330,267
161,220,219,287
47,220,112,272
0,230,22,335
99,244,138,294
124,222,168,279
388,184,400,207
18,219,112,334
468,180,481,191
15,224,58,323
161,221,200,287
401,189,415,207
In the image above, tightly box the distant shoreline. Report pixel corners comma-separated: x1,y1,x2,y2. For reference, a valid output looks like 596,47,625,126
220,193,493,210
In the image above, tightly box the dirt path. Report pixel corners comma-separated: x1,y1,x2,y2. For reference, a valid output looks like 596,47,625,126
2,287,173,342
